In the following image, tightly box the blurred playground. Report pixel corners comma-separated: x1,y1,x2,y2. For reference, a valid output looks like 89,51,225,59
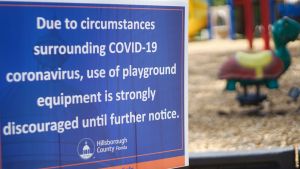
189,0,300,152
189,0,300,43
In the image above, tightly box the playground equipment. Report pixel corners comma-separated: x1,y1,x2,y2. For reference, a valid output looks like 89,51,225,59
218,17,300,106
209,5,231,39
189,0,208,39
288,87,300,102
278,1,300,18
227,0,273,50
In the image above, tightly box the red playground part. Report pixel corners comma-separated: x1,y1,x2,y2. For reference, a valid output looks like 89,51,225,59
233,0,270,50
260,0,270,50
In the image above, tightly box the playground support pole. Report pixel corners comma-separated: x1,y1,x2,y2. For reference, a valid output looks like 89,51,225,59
227,0,236,39
207,0,212,39
261,0,271,50
243,0,254,49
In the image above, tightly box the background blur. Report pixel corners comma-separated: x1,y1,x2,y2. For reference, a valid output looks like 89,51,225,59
188,0,300,153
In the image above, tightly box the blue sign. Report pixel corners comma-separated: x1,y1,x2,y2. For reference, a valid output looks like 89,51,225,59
0,1,186,169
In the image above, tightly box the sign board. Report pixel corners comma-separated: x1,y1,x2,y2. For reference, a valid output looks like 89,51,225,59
0,0,188,168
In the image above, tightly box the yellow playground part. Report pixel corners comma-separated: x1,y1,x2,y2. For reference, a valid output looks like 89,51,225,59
189,0,208,38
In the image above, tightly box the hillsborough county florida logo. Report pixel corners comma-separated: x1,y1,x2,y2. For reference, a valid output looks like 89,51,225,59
77,138,95,160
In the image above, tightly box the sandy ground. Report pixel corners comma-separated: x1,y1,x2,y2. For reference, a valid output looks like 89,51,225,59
188,38,300,152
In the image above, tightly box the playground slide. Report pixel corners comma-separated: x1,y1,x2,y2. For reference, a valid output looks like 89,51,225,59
189,0,208,38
